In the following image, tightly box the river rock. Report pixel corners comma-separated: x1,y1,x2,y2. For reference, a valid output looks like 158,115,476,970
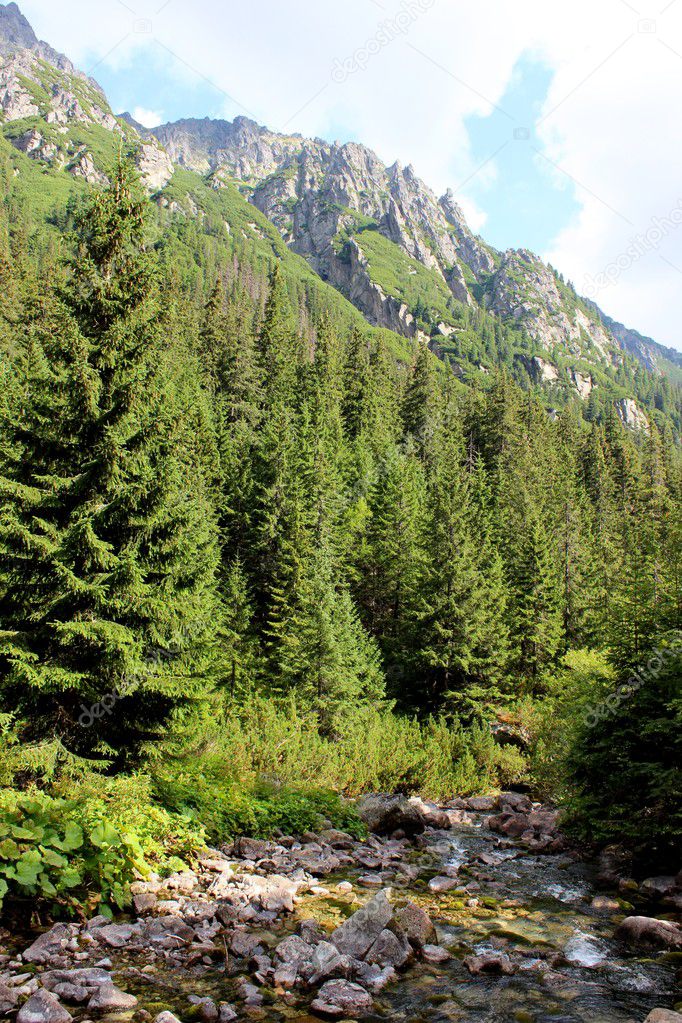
134,892,158,915
194,997,219,1021
39,969,112,994
498,791,532,813
242,873,298,912
422,944,451,963
408,797,451,829
365,928,412,968
644,1012,682,1022
330,888,393,958
17,990,72,1023
393,902,436,949
319,830,355,849
154,1014,182,1023
310,979,373,1018
464,952,514,975
428,876,460,893
234,837,278,860
275,934,315,964
304,941,354,984
466,796,497,812
641,876,679,899
229,930,264,958
93,922,140,948
353,962,397,992
22,925,72,964
87,984,138,1011
356,794,426,836
616,916,682,949
0,984,19,1015
144,916,195,948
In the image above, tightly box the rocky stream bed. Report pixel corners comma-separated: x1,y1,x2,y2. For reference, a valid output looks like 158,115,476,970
2,793,681,1023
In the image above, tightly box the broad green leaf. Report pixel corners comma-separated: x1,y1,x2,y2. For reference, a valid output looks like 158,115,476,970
60,867,82,889
89,822,121,849
39,847,68,869
0,838,20,859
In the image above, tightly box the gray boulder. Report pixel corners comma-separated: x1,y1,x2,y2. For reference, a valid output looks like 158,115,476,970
616,916,682,949
464,952,514,975
87,985,138,1011
393,902,436,949
310,979,373,1018
365,928,411,969
22,925,72,964
304,941,354,984
330,888,393,958
357,794,426,836
17,990,72,1023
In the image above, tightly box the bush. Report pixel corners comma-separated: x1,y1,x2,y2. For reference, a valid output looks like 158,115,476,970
150,692,526,839
519,649,615,801
563,633,682,872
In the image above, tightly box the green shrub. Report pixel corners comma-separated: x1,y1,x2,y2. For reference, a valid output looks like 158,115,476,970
151,693,525,833
155,776,366,843
515,649,615,802
563,633,682,873
51,773,206,871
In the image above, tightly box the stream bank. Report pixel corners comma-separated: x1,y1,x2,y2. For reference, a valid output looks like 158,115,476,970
2,793,680,1023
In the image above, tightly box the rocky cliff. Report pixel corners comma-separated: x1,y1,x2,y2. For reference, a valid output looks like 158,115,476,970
0,3,172,191
149,114,680,393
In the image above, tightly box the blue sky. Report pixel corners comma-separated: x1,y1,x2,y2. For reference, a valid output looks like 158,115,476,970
462,58,582,255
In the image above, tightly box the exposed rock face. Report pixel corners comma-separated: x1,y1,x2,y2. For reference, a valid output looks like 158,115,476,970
572,369,593,399
0,2,676,402
136,140,174,192
603,312,682,375
151,116,478,323
615,397,650,432
487,249,614,362
517,354,560,385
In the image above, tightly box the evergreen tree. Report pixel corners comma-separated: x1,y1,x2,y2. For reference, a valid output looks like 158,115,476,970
418,411,508,715
0,159,220,759
401,343,432,455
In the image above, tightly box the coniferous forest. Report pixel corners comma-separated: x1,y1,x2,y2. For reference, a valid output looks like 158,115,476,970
0,157,679,906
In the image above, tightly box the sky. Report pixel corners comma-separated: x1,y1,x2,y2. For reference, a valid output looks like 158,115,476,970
18,0,682,350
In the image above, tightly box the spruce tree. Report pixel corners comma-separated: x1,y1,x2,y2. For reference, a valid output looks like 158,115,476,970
418,411,508,715
0,159,220,759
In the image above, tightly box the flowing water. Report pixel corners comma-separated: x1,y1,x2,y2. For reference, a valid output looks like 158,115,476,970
118,813,678,1023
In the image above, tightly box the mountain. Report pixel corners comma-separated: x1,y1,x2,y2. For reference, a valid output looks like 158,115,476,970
151,114,682,385
0,2,680,431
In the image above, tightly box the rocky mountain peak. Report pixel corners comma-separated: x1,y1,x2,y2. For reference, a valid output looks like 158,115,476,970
0,1,36,56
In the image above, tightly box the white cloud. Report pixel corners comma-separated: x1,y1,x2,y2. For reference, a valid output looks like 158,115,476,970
18,0,682,348
131,106,163,128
